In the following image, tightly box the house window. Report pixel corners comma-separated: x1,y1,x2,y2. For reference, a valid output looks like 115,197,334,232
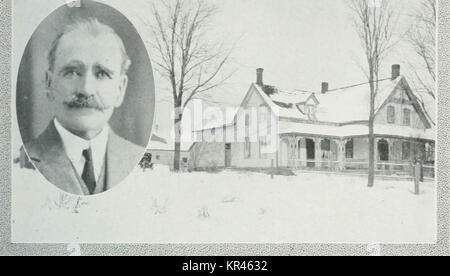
211,128,215,136
387,106,396,124
321,139,331,159
259,137,268,159
245,137,251,159
306,105,316,120
403,108,411,126
321,139,331,151
245,114,250,137
425,142,435,162
156,155,160,160
298,139,302,159
402,141,411,160
345,139,354,159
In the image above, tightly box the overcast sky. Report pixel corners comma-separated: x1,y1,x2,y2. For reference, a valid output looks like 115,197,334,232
141,0,428,138
13,0,431,142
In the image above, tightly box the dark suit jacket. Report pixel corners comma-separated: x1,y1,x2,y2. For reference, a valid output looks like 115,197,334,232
21,121,145,195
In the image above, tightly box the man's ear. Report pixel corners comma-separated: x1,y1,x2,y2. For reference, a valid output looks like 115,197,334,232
114,75,128,107
45,70,55,101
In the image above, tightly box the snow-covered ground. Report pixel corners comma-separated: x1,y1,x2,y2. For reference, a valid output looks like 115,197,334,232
12,164,436,244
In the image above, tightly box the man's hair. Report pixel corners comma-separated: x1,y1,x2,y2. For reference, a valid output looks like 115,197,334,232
47,17,132,74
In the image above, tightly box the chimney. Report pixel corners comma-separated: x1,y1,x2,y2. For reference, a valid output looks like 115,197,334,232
256,68,264,86
392,64,400,80
321,82,329,94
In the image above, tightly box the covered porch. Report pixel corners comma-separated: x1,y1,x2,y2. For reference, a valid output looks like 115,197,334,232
278,134,435,178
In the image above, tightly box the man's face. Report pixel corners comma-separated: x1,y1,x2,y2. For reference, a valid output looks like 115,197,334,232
46,30,128,137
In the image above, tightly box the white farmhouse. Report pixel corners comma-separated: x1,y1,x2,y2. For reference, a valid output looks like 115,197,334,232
190,65,435,177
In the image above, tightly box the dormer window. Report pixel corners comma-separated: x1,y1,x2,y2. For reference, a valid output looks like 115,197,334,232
306,104,316,120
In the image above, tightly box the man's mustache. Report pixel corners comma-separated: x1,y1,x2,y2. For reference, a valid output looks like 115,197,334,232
63,93,107,111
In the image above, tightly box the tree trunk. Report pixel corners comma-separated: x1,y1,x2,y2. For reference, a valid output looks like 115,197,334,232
368,118,375,187
173,105,183,172
173,139,181,172
368,77,375,188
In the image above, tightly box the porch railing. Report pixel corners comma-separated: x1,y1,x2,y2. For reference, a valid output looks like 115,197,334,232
286,159,435,179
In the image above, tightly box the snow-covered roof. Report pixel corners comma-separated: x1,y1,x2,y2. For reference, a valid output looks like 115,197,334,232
258,77,401,124
253,84,312,120
278,121,367,137
269,89,314,104
190,73,433,141
315,77,401,123
278,121,435,140
258,76,432,128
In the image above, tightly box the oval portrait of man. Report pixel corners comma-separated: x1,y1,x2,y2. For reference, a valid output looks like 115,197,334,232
16,0,154,196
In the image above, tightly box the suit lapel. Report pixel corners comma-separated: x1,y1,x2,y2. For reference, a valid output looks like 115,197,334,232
27,124,143,194
105,130,141,191
28,122,89,195
105,131,123,190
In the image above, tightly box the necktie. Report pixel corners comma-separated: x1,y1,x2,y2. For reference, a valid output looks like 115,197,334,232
82,148,96,194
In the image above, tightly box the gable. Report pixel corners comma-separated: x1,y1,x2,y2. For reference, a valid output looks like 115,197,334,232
242,85,267,108
234,84,279,124
375,99,426,129
375,77,431,129
305,94,320,105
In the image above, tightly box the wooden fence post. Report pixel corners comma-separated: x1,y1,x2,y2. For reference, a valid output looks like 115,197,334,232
414,163,420,195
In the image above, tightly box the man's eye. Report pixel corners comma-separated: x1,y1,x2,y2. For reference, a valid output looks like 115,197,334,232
64,70,81,78
96,71,111,79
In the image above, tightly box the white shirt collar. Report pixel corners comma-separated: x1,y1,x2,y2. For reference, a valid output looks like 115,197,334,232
54,118,109,180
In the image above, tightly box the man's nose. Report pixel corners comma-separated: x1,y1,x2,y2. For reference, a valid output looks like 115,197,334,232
79,73,97,96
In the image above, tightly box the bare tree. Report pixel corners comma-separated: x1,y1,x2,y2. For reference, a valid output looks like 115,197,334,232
148,0,234,172
407,0,436,99
348,0,397,187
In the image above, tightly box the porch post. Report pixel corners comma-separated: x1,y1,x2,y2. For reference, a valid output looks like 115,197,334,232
289,136,296,168
337,139,345,171
298,137,305,167
315,138,322,168
276,135,280,168
294,136,300,168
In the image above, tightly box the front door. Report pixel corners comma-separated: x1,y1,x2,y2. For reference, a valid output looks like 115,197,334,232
306,138,315,167
378,140,389,161
225,143,232,167
378,139,389,170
